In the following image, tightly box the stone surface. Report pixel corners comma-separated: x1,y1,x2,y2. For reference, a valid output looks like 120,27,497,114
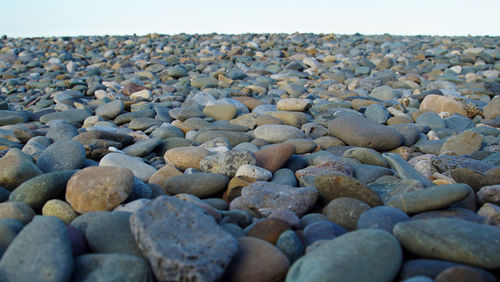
328,115,404,150
314,173,383,206
164,172,229,198
42,199,79,224
0,216,73,282
254,143,295,173
286,229,402,282
386,184,471,214
99,153,157,181
394,218,500,269
223,236,290,282
240,182,318,217
200,150,256,177
130,196,238,282
322,197,372,231
66,166,134,213
9,170,77,210
0,201,35,224
86,211,142,256
254,124,306,143
357,206,410,234
440,130,484,156
0,148,42,190
72,254,153,282
420,94,467,116
36,140,86,172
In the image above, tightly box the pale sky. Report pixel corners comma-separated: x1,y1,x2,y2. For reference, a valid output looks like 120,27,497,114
1,0,499,37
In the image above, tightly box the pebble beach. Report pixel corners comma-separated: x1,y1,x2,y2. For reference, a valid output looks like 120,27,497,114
0,33,499,281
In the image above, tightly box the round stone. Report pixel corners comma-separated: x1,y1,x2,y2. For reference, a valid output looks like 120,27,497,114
0,201,35,224
42,199,79,224
254,124,306,144
357,206,410,234
223,236,290,282
322,197,372,231
66,166,134,213
328,115,404,151
36,140,86,173
0,148,42,190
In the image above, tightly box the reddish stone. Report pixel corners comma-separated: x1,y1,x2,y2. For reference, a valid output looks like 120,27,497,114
254,143,295,173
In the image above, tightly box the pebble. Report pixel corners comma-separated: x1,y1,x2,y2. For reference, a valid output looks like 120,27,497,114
286,229,402,282
239,181,318,217
357,206,410,234
314,173,383,206
200,150,256,177
36,139,86,173
99,152,157,181
0,216,73,282
394,218,500,268
72,253,153,282
0,32,499,279
9,170,77,210
223,236,290,282
66,166,134,213
235,164,272,181
328,115,404,151
164,172,229,198
0,148,42,190
86,211,142,256
254,124,306,143
0,201,35,224
322,197,372,231
41,199,79,224
130,196,238,281
386,183,471,214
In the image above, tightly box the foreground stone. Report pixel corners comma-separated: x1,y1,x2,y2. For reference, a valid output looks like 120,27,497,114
394,218,500,269
0,216,73,282
130,196,238,281
286,229,402,282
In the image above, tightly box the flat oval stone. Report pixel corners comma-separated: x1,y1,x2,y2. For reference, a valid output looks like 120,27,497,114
328,115,403,150
164,146,210,171
0,148,42,190
39,109,91,124
254,124,306,144
36,140,86,173
314,173,383,206
66,166,134,213
223,236,290,282
0,216,73,282
286,229,402,282
10,170,77,210
99,153,157,181
394,218,500,269
73,253,153,282
386,184,471,214
196,130,251,147
164,172,229,198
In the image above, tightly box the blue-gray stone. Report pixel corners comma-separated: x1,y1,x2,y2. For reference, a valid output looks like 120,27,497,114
357,206,410,234
382,153,434,187
303,220,347,246
73,253,153,282
394,218,500,269
352,163,394,184
123,178,153,203
415,112,446,130
86,211,142,256
0,187,9,202
389,124,422,147
364,104,390,124
0,219,23,251
271,168,298,187
276,230,304,263
0,216,73,282
399,259,497,282
299,213,328,228
70,211,111,233
286,229,402,282
122,137,162,157
36,140,85,172
39,109,91,124
46,122,79,142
